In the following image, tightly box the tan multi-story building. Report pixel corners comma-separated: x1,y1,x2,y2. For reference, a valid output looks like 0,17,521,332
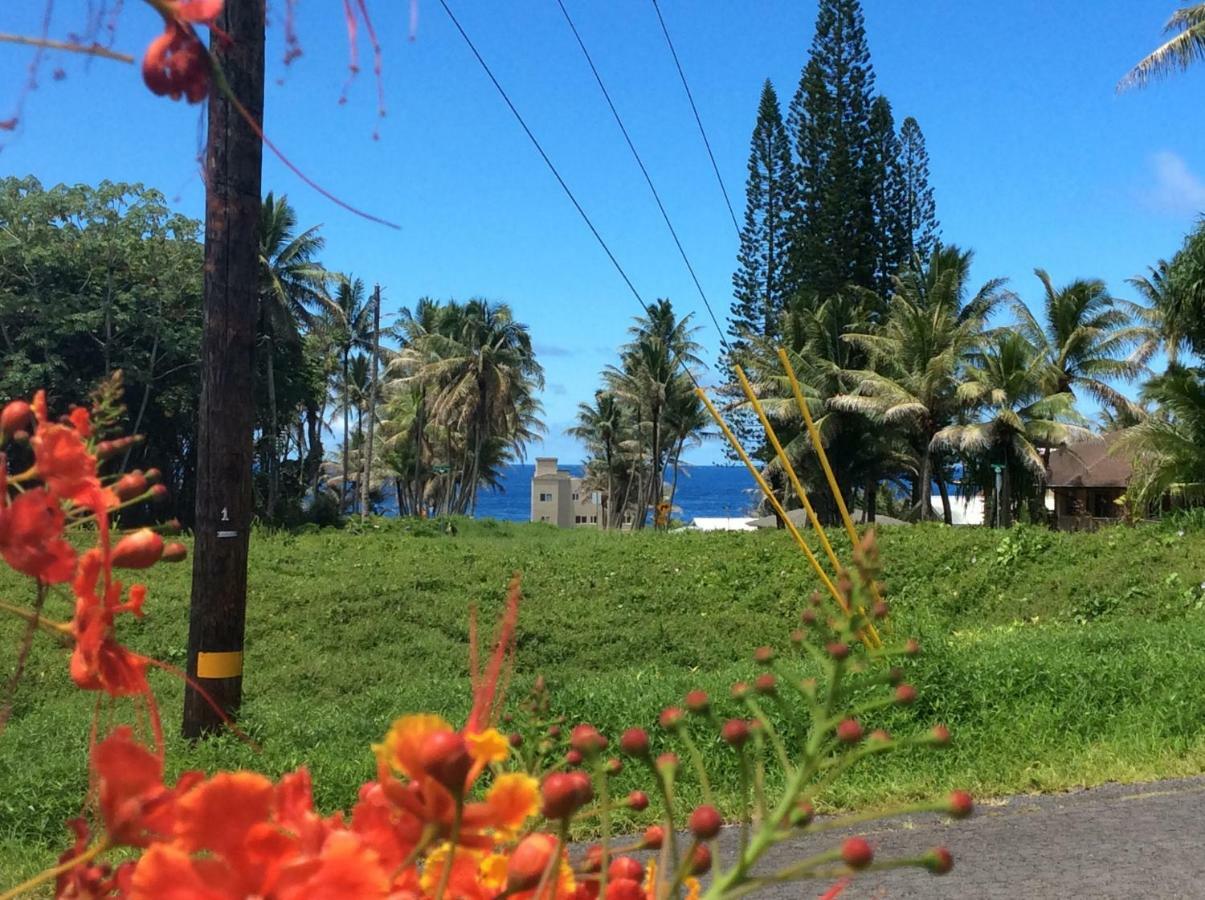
531,457,604,528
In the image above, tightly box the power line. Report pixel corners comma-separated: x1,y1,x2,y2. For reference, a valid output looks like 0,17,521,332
553,0,730,352
436,0,704,389
649,0,741,240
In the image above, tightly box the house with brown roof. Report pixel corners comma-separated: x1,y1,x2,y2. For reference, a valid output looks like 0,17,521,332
1046,433,1133,531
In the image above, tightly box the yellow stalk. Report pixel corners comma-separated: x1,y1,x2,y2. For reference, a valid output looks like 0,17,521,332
695,388,843,607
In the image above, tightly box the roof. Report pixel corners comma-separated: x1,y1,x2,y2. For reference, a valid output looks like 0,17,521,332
688,517,757,532
1046,433,1132,488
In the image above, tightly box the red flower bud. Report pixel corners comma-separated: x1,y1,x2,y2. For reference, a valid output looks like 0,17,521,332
144,467,162,483
641,825,664,849
507,833,558,892
825,641,850,661
570,723,608,756
789,800,814,827
565,749,583,767
789,628,806,645
931,724,951,747
540,771,592,819
606,758,623,776
947,790,973,819
841,837,873,869
730,681,750,700
684,690,710,714
868,729,891,744
114,471,149,501
605,879,645,900
659,707,684,729
835,719,863,744
95,436,141,460
721,718,750,748
619,728,650,758
655,752,678,773
548,725,562,739
894,683,917,705
582,844,604,873
626,789,647,811
608,856,644,883
509,733,524,748
688,804,722,840
149,484,169,503
161,542,188,563
1,400,32,439
887,666,904,686
801,608,818,625
688,844,712,875
924,847,953,875
112,529,165,569
904,638,921,656
753,645,774,664
419,730,472,793
872,600,890,619
754,673,777,695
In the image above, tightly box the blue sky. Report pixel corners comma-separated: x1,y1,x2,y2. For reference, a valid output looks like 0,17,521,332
3,1,1203,463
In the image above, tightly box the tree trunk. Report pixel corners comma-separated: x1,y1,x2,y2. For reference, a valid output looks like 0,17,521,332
917,446,934,521
360,285,381,520
341,349,350,512
1000,461,1014,527
865,476,876,523
936,468,952,525
183,0,265,739
265,333,278,518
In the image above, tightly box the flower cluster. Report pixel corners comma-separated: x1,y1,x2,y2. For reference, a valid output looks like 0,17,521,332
2,387,973,899
141,0,224,103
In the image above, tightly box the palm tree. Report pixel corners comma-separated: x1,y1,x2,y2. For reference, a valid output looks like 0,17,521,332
935,331,1090,526
1012,270,1154,412
331,277,374,512
835,245,1007,521
256,192,334,516
567,392,624,527
1128,260,1194,367
1119,4,1205,90
1116,364,1205,506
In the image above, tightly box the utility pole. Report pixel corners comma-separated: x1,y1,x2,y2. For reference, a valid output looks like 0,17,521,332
361,284,382,519
183,0,266,738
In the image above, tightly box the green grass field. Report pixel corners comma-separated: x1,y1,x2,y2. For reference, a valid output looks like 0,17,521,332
2,518,1205,882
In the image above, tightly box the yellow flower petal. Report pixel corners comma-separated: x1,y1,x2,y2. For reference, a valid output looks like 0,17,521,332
466,728,509,765
486,772,540,834
478,852,510,892
377,713,453,778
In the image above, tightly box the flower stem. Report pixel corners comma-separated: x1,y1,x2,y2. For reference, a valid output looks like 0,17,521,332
0,839,109,900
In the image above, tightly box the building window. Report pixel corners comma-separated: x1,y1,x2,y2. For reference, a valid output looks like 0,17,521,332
590,516,598,523
539,492,552,502
574,515,585,524
572,492,579,501
539,515,549,522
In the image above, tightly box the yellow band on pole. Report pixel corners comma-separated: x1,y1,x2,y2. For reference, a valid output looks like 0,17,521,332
196,651,244,679
695,387,845,609
734,365,845,578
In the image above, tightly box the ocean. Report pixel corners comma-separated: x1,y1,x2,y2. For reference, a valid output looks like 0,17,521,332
408,464,762,523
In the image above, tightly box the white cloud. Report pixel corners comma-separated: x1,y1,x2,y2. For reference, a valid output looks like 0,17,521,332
1144,151,1205,215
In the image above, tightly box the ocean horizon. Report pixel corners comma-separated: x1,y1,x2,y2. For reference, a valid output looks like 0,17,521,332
381,463,762,523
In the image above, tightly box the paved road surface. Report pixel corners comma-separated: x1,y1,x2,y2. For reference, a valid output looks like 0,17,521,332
723,777,1205,899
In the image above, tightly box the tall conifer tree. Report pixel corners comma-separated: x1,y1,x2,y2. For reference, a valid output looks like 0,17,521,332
867,96,908,308
787,0,878,301
731,80,795,352
898,116,940,263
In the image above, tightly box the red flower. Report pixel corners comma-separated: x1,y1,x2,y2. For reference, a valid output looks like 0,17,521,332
70,549,151,697
93,727,200,848
141,1,224,104
0,488,76,583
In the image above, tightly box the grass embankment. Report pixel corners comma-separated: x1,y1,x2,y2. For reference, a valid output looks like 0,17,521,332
2,519,1204,880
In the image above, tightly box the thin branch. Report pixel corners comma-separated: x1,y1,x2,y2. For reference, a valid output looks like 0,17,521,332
0,33,135,64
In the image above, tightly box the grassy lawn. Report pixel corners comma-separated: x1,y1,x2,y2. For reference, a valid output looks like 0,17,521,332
2,518,1205,881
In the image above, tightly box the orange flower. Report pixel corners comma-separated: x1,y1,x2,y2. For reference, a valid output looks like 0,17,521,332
93,726,199,848
0,487,76,582
31,421,97,505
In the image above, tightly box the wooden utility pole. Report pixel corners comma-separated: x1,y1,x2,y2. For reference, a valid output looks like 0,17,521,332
183,0,266,738
361,284,382,519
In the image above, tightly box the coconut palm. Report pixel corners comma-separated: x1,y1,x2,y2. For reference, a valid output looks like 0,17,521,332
331,277,374,511
1116,364,1205,506
1128,260,1195,368
256,192,335,515
1119,4,1205,90
835,246,1007,521
935,331,1091,526
1011,270,1154,411
567,392,625,527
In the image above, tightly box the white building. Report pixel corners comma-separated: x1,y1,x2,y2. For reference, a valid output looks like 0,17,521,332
530,457,605,528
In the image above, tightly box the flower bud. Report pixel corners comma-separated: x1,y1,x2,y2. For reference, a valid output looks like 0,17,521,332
788,800,814,827
923,847,953,875
114,471,149,501
161,518,182,535
582,844,604,873
825,641,850,661
868,729,891,744
541,771,592,819
96,436,141,460
626,789,647,811
0,400,33,439
835,719,863,744
841,837,873,869
894,683,917,705
720,718,750,748
570,723,608,756
753,673,776,695
112,529,164,569
789,628,806,645
641,825,664,850
507,833,558,892
809,590,822,607
688,804,722,840
684,690,710,715
161,542,188,563
605,879,645,900
688,844,712,875
659,707,684,730
872,600,890,619
619,728,649,758
887,666,904,686
419,730,472,793
608,856,644,883
509,733,524,748
801,608,818,625
730,681,750,700
547,724,562,739
565,749,583,767
606,758,623,777
655,752,678,774
904,638,921,656
149,483,169,503
144,467,162,484
930,724,951,747
753,645,774,664
947,790,973,819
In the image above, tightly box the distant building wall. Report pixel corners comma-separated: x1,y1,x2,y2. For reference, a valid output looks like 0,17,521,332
531,458,604,528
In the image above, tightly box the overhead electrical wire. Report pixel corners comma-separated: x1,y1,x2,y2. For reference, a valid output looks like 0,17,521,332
649,0,741,240
553,0,730,353
436,0,706,389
